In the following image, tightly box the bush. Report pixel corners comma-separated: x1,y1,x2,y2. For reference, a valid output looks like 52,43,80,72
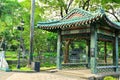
104,76,117,80
33,52,57,67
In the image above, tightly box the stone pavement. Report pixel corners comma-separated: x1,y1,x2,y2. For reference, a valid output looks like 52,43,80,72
0,71,84,80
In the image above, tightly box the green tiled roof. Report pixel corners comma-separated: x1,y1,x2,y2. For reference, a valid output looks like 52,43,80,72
114,22,120,25
37,8,120,31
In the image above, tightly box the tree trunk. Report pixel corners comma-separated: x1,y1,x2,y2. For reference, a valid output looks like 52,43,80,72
64,40,70,63
70,42,74,50
28,0,35,66
104,42,107,63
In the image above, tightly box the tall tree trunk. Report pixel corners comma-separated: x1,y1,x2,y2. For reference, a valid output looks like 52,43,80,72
29,0,35,66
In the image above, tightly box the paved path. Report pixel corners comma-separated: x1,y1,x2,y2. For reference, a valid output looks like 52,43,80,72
0,71,83,80
0,71,13,80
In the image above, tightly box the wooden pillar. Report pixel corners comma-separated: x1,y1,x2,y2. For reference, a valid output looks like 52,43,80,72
104,42,107,63
57,30,62,70
64,40,70,63
86,40,90,68
113,31,119,72
90,25,97,74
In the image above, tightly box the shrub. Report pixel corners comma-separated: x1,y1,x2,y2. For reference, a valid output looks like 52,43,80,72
104,76,116,80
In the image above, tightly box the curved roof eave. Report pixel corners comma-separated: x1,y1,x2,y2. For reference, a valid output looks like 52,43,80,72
37,15,103,29
37,8,120,31
103,15,120,29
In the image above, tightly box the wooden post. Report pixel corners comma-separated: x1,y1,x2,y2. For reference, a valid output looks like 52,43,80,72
64,40,70,63
104,42,107,63
86,40,90,68
113,31,119,72
57,30,62,70
90,25,97,74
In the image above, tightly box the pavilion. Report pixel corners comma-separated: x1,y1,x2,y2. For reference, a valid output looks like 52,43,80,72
37,8,120,74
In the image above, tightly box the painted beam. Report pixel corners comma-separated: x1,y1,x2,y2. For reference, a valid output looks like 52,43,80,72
90,25,97,74
57,30,62,70
61,28,90,35
97,28,114,37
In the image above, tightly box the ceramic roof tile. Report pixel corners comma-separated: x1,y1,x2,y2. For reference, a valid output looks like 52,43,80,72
37,8,120,31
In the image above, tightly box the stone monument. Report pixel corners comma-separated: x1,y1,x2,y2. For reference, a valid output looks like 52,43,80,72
0,51,9,71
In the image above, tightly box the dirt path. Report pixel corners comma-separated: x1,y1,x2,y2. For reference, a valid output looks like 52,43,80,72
0,71,84,80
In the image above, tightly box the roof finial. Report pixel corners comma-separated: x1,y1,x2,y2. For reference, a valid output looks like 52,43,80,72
98,5,105,14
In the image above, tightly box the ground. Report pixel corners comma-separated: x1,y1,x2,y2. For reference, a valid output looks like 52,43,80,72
0,71,13,80
0,70,88,80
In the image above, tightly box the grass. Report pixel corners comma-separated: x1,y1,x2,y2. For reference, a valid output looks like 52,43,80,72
5,51,57,71
11,67,34,72
40,66,56,71
5,51,18,60
6,51,17,56
11,66,56,72
6,58,18,60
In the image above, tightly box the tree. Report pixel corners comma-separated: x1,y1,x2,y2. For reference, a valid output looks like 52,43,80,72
0,0,22,50
39,0,120,21
0,0,119,63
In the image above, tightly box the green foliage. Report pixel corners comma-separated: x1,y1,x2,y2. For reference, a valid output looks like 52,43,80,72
0,0,22,50
33,52,56,67
0,0,119,53
104,76,117,80
101,0,120,4
9,64,33,71
43,52,56,57
34,29,47,52
6,51,17,57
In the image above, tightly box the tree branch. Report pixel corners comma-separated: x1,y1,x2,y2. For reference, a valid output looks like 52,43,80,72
66,0,74,13
106,4,120,22
82,0,90,10
79,0,85,8
60,6,63,18
57,0,64,18
85,0,90,10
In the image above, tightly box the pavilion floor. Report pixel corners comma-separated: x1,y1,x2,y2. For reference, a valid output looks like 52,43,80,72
53,69,120,80
56,69,95,80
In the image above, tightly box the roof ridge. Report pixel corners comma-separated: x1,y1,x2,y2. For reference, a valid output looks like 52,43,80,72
62,8,93,20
